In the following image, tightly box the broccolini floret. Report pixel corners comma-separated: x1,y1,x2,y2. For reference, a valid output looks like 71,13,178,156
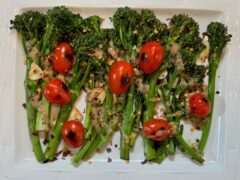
180,49,207,83
138,9,170,46
83,15,103,33
41,6,84,57
10,11,46,50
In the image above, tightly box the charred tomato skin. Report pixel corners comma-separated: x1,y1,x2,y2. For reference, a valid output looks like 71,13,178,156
108,61,133,94
52,42,74,73
44,79,71,105
144,119,171,141
61,120,85,148
139,42,165,74
189,93,211,117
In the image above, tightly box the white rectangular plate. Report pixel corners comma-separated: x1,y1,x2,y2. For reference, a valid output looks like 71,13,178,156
1,0,240,180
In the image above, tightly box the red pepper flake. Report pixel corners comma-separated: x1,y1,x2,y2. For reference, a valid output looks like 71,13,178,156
32,132,38,136
96,148,101,153
46,146,51,152
88,160,92,165
55,150,63,158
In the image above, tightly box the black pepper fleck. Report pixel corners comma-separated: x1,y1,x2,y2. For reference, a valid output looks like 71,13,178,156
141,159,148,165
63,150,71,157
22,103,26,109
43,139,49,145
216,91,220,94
43,159,49,164
114,144,118,148
61,83,69,91
107,157,112,163
106,147,112,153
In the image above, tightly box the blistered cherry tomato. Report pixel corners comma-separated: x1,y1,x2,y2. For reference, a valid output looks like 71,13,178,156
189,93,211,117
144,119,171,141
61,120,85,148
108,61,133,94
52,42,74,73
139,41,165,74
44,79,71,105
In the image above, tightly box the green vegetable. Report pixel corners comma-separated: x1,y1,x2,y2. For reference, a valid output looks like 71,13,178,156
35,94,50,131
10,11,46,162
199,22,231,151
120,83,135,160
175,133,204,163
11,7,231,165
41,6,84,59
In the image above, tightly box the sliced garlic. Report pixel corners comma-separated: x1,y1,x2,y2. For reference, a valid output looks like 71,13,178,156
28,63,43,80
87,87,106,105
169,42,179,56
93,49,104,60
29,47,40,59
135,78,149,93
107,47,118,60
56,74,66,83
158,70,168,79
69,106,83,121
202,36,210,49
107,59,115,66
199,48,209,61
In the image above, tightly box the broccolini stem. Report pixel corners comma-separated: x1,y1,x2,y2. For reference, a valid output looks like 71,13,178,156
120,83,135,160
84,102,91,130
116,93,127,113
73,86,114,163
103,86,113,124
198,60,218,151
175,133,204,163
143,62,169,160
129,102,142,147
22,35,45,162
153,141,168,164
71,131,97,164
